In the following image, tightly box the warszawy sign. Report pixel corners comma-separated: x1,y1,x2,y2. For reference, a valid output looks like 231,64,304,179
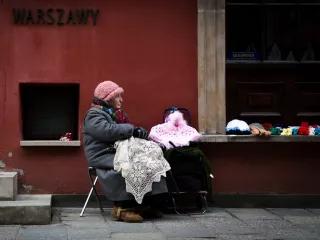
12,8,100,26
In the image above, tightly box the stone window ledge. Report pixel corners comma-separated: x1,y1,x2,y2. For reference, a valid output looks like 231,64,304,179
198,135,320,143
20,140,81,147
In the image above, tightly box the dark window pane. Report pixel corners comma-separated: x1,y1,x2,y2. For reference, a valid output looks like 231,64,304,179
226,5,263,60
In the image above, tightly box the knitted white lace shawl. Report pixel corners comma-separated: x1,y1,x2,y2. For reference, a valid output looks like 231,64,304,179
114,137,171,204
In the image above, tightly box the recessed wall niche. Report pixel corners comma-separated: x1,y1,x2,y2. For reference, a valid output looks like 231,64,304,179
20,83,79,140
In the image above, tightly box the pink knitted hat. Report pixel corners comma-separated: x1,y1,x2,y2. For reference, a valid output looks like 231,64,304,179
94,81,124,101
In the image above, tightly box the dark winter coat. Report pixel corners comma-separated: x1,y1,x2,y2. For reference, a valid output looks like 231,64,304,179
83,107,168,201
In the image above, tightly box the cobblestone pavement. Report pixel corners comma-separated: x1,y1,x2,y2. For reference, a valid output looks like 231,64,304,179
1,207,320,240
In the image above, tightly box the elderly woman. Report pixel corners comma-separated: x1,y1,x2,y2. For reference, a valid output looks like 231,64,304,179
83,80,168,223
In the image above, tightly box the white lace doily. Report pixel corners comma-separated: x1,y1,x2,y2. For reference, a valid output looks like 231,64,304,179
114,137,171,204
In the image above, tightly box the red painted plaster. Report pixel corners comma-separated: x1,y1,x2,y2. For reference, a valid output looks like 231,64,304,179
0,0,197,193
202,143,320,194
1,0,319,196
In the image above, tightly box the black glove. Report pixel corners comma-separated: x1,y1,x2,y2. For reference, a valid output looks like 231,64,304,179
133,127,148,139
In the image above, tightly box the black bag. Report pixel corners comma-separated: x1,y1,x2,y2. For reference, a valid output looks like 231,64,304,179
164,146,212,195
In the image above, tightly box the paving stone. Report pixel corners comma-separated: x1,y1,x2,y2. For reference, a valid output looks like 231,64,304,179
297,224,320,236
154,217,216,238
108,221,158,233
191,207,234,219
59,207,107,216
16,224,68,240
62,219,108,229
60,211,106,218
246,219,319,239
68,227,111,240
59,208,109,228
0,207,320,240
62,214,105,221
267,208,314,218
285,216,320,225
111,232,166,240
196,216,256,235
268,208,320,225
58,207,101,213
61,214,106,222
168,238,217,240
217,234,270,240
160,214,197,221
226,208,281,221
0,226,20,240
307,209,320,216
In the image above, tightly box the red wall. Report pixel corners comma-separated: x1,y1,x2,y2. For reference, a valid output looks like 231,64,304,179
2,1,319,197
0,0,198,193
202,142,320,194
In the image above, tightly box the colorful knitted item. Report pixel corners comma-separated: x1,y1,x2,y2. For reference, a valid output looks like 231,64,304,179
226,119,251,135
298,122,309,135
262,122,273,131
314,128,320,136
270,127,282,135
114,109,129,123
309,127,315,136
280,128,292,136
102,107,129,123
291,127,299,135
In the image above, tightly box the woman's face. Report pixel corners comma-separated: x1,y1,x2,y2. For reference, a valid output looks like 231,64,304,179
109,94,123,109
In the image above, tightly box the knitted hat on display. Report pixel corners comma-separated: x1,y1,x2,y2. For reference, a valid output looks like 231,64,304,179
225,119,251,135
94,80,124,101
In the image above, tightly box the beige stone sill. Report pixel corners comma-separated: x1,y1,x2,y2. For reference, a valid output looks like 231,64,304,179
20,140,81,147
198,135,320,143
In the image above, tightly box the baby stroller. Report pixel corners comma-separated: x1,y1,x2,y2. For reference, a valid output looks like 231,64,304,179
152,107,213,214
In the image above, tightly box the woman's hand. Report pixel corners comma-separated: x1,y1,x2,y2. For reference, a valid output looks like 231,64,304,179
133,127,148,139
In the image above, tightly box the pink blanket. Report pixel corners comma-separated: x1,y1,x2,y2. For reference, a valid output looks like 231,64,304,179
149,111,201,149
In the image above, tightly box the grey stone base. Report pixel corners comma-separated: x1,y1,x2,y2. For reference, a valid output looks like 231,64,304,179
0,194,52,225
0,171,17,200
